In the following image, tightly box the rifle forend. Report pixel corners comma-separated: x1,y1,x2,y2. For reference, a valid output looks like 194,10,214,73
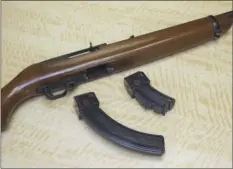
1,11,232,131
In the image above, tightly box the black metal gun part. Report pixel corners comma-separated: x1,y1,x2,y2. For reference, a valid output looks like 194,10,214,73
124,71,175,115
74,92,165,155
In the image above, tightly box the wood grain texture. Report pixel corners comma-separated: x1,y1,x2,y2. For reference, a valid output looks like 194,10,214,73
1,1,232,168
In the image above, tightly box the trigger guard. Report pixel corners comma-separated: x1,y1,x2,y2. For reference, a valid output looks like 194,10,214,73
43,86,68,100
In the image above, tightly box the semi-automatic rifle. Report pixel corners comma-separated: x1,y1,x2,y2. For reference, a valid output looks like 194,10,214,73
1,11,232,132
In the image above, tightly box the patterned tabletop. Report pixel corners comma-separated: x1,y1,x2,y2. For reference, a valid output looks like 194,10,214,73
1,1,232,168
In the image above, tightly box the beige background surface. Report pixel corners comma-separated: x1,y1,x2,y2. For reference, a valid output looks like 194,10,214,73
1,1,232,168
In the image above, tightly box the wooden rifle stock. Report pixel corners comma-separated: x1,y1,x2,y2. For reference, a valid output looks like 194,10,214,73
1,11,232,131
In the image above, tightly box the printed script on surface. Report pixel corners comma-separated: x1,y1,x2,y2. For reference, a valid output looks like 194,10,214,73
1,1,232,168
